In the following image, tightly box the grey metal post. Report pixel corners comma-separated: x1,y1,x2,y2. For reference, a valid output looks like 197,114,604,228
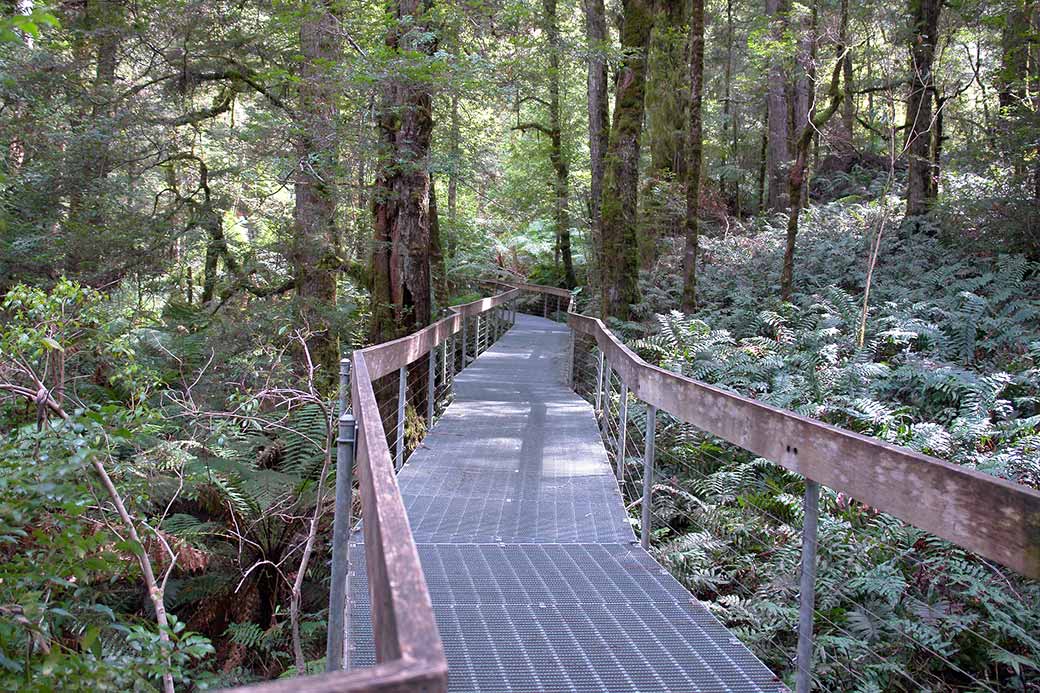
543,293,548,318
594,349,605,414
462,316,468,367
442,335,448,383
338,358,350,415
641,405,657,550
426,346,436,428
556,295,561,320
567,322,576,388
327,360,356,672
616,383,629,479
795,479,821,693
395,365,406,470
477,314,483,354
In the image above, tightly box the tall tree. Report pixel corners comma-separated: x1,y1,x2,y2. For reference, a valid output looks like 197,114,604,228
292,0,341,380
583,0,610,285
600,0,653,320
682,0,705,312
904,0,943,217
543,0,576,287
780,58,846,299
370,0,437,343
765,0,792,212
641,0,686,267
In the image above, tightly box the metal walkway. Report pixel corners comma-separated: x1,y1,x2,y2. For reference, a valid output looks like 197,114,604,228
348,314,785,692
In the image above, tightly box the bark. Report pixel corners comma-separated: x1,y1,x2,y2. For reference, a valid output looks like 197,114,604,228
780,58,845,300
757,108,768,212
904,0,942,217
600,0,653,320
765,0,792,212
647,0,688,178
720,0,739,214
293,0,340,382
543,0,576,287
583,0,610,281
931,91,946,197
370,0,437,343
837,0,855,149
682,0,704,312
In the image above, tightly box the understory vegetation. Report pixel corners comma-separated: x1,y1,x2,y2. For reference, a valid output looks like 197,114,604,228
608,196,1040,691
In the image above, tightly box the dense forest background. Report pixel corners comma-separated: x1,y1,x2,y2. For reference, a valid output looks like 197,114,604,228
1,0,1039,687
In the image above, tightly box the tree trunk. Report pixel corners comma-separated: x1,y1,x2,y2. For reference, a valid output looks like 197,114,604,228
837,0,855,149
904,0,942,218
600,0,653,320
293,0,341,382
682,0,704,312
641,0,686,268
583,0,610,283
544,0,576,288
720,0,739,214
370,0,437,343
780,59,846,300
647,0,687,177
765,0,792,212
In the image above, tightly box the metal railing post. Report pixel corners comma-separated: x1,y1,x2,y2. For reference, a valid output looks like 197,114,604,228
461,316,468,367
327,359,356,672
426,345,436,429
556,295,560,319
594,349,605,414
395,365,406,470
476,314,482,355
567,322,576,388
796,479,821,693
543,293,548,318
616,383,629,479
641,404,657,550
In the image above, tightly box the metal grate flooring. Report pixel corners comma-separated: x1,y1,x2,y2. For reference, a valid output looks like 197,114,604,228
347,314,786,692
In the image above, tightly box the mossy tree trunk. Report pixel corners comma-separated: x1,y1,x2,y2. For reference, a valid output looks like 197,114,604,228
682,0,704,312
904,0,942,218
370,0,437,344
292,0,340,384
600,0,653,320
583,0,610,288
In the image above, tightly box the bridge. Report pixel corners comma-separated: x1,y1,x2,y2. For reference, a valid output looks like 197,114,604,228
233,283,1040,693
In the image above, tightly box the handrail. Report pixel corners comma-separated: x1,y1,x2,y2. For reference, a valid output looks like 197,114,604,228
228,288,525,693
568,311,1040,579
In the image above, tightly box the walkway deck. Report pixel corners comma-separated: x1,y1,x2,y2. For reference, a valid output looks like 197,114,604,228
348,314,785,692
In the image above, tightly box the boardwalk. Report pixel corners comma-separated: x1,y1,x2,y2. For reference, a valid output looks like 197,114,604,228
348,314,785,692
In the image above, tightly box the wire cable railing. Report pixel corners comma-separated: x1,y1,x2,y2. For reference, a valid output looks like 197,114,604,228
568,308,1040,693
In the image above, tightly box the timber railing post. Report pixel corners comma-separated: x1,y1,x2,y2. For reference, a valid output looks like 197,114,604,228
327,358,357,672
395,365,406,471
641,404,657,550
617,382,629,479
796,479,821,693
426,345,436,429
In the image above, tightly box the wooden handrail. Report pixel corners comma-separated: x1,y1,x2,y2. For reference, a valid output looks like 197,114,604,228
226,289,527,693
569,311,1040,579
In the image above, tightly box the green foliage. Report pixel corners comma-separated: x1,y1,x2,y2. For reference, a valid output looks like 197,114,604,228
626,220,1040,690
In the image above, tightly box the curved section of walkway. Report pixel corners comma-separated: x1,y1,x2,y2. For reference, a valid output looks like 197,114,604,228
348,314,785,692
